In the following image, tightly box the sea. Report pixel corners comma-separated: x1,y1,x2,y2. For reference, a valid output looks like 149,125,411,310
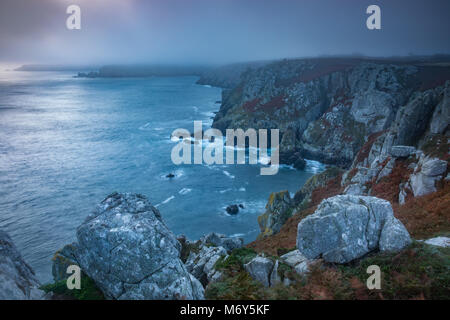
0,70,325,282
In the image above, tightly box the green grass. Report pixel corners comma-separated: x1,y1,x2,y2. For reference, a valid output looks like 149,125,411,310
41,275,105,300
338,241,450,299
214,247,258,274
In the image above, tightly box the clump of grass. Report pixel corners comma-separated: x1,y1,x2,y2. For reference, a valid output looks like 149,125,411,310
214,247,257,274
40,275,104,300
206,272,265,300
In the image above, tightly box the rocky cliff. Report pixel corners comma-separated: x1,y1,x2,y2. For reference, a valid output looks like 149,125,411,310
211,57,450,167
0,230,45,300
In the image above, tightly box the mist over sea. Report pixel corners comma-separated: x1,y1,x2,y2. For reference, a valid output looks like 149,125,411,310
0,71,323,282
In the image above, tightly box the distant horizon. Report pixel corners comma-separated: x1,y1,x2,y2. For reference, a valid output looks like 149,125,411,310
9,53,450,72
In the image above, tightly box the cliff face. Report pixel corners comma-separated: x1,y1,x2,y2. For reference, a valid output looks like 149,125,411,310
211,57,450,167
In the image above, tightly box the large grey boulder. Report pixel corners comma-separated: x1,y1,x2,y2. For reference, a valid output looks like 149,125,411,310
297,195,411,263
53,192,204,300
244,256,274,287
0,230,45,300
409,156,447,197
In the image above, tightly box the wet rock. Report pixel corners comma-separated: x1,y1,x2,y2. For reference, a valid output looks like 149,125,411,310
226,205,239,215
0,230,45,300
297,195,411,263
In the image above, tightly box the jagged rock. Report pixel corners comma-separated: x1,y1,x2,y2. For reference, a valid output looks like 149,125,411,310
376,157,396,182
429,81,450,135
201,232,243,252
423,237,450,248
409,156,447,197
0,230,45,300
53,192,204,300
185,245,227,286
398,182,408,205
421,158,447,176
52,243,78,281
295,167,343,207
389,146,416,158
379,218,412,252
269,260,282,286
280,249,314,275
226,204,239,215
344,183,366,196
297,195,411,263
244,256,274,287
257,190,292,238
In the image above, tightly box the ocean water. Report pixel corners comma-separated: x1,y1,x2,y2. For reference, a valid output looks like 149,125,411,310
0,70,324,283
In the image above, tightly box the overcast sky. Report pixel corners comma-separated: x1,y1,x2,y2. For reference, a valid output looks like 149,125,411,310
1,0,449,65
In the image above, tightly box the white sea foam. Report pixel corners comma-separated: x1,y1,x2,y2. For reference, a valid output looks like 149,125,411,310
305,159,326,174
222,170,235,179
178,188,192,195
229,233,245,238
155,195,175,207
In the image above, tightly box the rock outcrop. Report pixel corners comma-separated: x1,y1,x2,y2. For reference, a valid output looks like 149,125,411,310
297,195,411,263
0,230,45,300
257,191,292,238
201,232,244,252
185,245,227,286
423,236,450,248
211,58,450,167
52,192,204,300
408,156,447,197
279,250,315,275
293,167,343,208
183,232,243,286
244,256,274,287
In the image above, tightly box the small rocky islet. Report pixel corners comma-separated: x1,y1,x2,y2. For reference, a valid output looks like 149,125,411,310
1,56,449,300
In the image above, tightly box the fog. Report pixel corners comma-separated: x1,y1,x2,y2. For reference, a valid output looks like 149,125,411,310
1,0,450,66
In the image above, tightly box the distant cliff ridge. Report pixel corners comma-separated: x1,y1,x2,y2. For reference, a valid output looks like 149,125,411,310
208,56,450,167
75,65,210,78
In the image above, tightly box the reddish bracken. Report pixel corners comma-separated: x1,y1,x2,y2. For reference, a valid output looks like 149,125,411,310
394,180,450,239
371,159,413,204
242,95,286,113
242,98,261,113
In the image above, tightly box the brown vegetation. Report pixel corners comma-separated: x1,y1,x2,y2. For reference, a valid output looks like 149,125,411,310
394,180,450,239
